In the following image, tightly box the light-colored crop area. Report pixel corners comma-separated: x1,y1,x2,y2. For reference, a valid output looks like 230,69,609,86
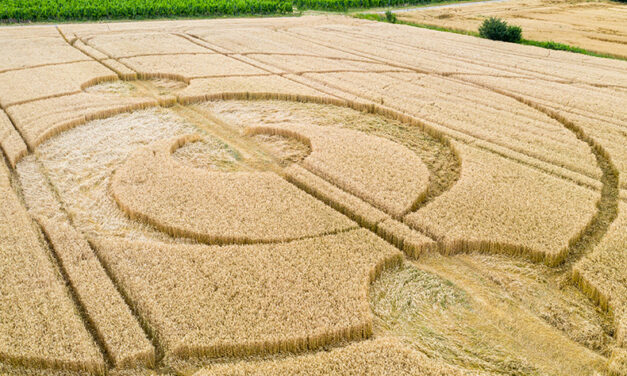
0,13,625,376
91,229,401,358
397,0,627,58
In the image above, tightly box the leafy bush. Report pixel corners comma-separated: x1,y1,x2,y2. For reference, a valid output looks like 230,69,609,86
478,17,522,43
385,10,396,23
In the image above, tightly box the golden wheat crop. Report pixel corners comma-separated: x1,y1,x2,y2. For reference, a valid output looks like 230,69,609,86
15,155,69,223
178,76,325,104
111,135,355,244
0,13,625,376
376,218,436,258
0,61,116,107
398,0,627,58
573,202,627,348
193,337,473,376
0,157,103,374
31,108,210,244
284,163,389,230
294,20,627,85
245,53,407,74
120,54,265,80
38,218,155,368
91,229,402,358
458,74,627,190
0,111,27,167
7,93,158,148
246,124,430,218
0,36,89,72
301,71,602,183
178,25,357,57
405,143,599,265
87,32,209,58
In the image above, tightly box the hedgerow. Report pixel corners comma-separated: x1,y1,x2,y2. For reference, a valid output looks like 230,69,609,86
0,0,293,22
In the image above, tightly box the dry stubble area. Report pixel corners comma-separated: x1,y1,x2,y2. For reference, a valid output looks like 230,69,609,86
397,0,627,58
0,14,626,376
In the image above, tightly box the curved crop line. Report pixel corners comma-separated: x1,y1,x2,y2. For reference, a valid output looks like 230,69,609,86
244,125,313,150
111,134,358,246
178,92,463,210
473,84,620,267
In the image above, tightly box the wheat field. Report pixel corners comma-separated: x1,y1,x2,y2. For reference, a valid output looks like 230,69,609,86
0,14,625,376
397,0,627,58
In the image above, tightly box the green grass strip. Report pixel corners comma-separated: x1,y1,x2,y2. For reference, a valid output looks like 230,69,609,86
354,13,626,61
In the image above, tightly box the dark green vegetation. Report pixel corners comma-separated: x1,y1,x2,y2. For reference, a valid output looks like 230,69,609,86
0,0,293,22
295,0,467,12
385,10,397,23
0,0,476,22
355,13,626,61
478,17,522,43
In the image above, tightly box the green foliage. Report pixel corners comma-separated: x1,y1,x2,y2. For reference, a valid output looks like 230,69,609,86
295,0,439,12
478,17,522,43
385,10,396,23
0,0,293,22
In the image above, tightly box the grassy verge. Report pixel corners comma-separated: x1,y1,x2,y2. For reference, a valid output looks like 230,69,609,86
354,13,627,61
345,0,494,14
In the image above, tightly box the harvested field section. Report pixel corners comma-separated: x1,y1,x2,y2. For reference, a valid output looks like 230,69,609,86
573,202,627,348
0,110,27,167
372,257,611,375
205,99,459,211
397,0,627,58
38,219,155,369
111,136,355,244
0,61,116,107
300,71,601,182
194,337,471,376
0,36,89,72
119,54,265,80
85,32,208,58
405,143,599,265
91,229,402,358
34,109,200,243
7,92,158,148
0,157,103,373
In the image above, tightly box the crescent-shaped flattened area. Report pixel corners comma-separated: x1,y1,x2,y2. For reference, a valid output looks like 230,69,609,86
111,136,356,244
246,124,431,218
